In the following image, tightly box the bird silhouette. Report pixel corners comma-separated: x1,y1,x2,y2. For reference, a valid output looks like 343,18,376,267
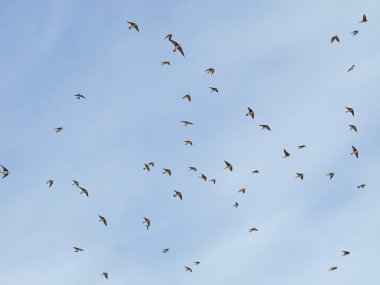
330,35,340,43
1,165,9,178
205,68,215,74
99,215,107,226
127,21,139,31
143,217,151,230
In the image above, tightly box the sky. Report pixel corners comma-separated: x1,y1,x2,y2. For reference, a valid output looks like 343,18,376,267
0,0,380,284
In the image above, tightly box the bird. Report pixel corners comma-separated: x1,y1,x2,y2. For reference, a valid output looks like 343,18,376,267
46,180,54,187
184,140,193,146
181,120,194,126
161,61,171,65
194,261,200,265
101,272,109,279
173,190,183,200
182,94,191,101
200,173,207,181
224,160,233,171
342,250,350,256
72,180,79,187
79,187,89,197
143,217,151,230
73,247,84,252
349,125,357,132
209,178,216,184
252,170,259,174
238,188,246,194
1,165,9,178
259,124,271,131
351,146,359,158
209,87,219,93
74,93,85,99
127,21,139,31
249,227,258,233
164,34,185,57
283,149,290,158
205,68,215,74
326,172,335,179
330,35,340,43
329,266,338,271
246,107,254,119
54,127,63,133
351,30,359,35
233,202,239,208
357,184,366,189
345,107,354,116
143,162,154,171
99,215,107,226
162,248,169,253
295,173,304,180
298,145,307,149
163,168,172,176
347,65,355,72
189,166,197,172
359,14,367,23
184,266,192,272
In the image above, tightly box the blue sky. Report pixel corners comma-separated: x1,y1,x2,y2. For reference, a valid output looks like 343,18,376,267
1,0,380,284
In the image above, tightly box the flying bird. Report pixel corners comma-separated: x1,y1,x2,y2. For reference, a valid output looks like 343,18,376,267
1,165,9,178
359,14,367,23
54,127,63,133
259,124,271,131
189,166,197,172
342,250,350,256
72,180,79,187
74,93,85,99
127,21,139,31
351,146,359,158
46,180,54,188
184,266,192,272
249,227,258,233
73,247,84,252
161,61,171,65
99,215,107,226
209,87,219,93
238,188,246,194
143,217,151,230
143,162,154,171
283,149,290,158
79,187,89,197
165,34,185,57
173,190,183,200
224,160,233,171
162,248,169,253
347,65,355,72
181,120,194,126
101,272,109,279
330,35,340,43
295,173,304,180
349,125,357,132
233,202,239,208
182,94,191,101
194,261,200,265
200,173,207,181
246,107,254,119
326,172,335,179
345,107,354,116
163,168,172,176
357,184,366,189
329,266,338,271
205,68,215,74
252,170,259,174
298,145,307,149
209,178,216,184
184,140,193,146
351,30,359,36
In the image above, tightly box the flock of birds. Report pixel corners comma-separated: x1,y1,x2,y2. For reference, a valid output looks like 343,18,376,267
0,13,370,281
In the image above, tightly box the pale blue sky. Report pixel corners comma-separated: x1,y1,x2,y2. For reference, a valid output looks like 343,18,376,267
1,0,380,284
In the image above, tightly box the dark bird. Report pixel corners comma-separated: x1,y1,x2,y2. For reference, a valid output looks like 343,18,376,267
209,178,216,184
224,160,233,171
351,30,359,36
283,149,290,158
127,21,139,31
143,217,151,230
194,261,200,265
184,140,193,146
79,187,89,197
295,173,304,180
209,87,219,93
359,14,367,23
252,170,259,174
99,215,107,226
347,65,355,72
143,162,154,171
200,173,207,181
162,248,169,253
246,107,254,119
1,165,9,178
326,172,335,179
161,61,171,65
72,180,79,187
184,266,192,272
351,146,359,158
298,145,307,149
74,93,85,99
330,35,340,43
73,247,84,253
173,190,183,200
342,250,350,256
329,266,338,271
46,180,54,188
260,124,271,131
349,125,357,132
205,68,215,74
181,120,194,126
101,272,109,279
249,227,258,233
345,107,354,116
357,184,366,189
163,168,172,176
189,166,197,172
233,202,239,208
238,188,246,194
54,127,63,133
182,94,191,101
165,34,185,56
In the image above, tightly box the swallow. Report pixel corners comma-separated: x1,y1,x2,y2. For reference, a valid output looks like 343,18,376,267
161,61,171,65
359,14,367,23
162,248,169,253
329,266,338,271
326,172,335,179
101,272,109,279
181,120,194,126
351,30,359,36
209,178,216,184
238,188,246,194
283,149,290,158
246,107,254,119
163,168,172,176
189,166,197,172
143,217,151,230
164,34,185,57
224,160,233,171
342,250,350,256
74,93,85,99
173,190,183,200
209,87,219,93
143,162,154,171
99,215,107,226
72,180,79,187
184,140,193,145
194,261,200,265
46,180,54,187
249,227,258,233
205,68,215,74
79,187,89,197
298,145,307,149
252,170,259,174
1,165,9,178
330,35,340,43
127,21,139,31
184,266,192,272
295,173,304,180
345,107,354,116
73,247,84,252
357,184,366,189
347,65,355,72
200,173,207,181
233,202,239,208
351,146,359,158
182,94,191,101
349,125,357,132
54,127,63,133
260,124,271,131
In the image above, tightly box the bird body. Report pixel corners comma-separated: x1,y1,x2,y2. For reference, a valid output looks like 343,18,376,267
143,217,151,230
283,149,290,158
101,272,109,279
342,250,350,256
205,68,215,74
1,165,9,178
246,107,254,118
345,107,354,116
233,202,239,208
351,146,359,158
46,180,54,187
347,65,355,72
224,160,233,171
99,215,107,226
295,173,304,180
260,124,271,131
72,180,79,187
209,178,216,184
326,172,335,179
184,140,193,145
209,87,219,93
161,61,171,65
331,35,340,43
173,190,183,200
249,227,258,233
182,94,191,101
181,120,194,126
349,125,357,132
184,266,192,272
127,21,139,31
74,93,85,99
189,166,197,172
73,247,84,252
359,14,367,23
54,127,63,133
163,168,172,176
79,187,89,197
